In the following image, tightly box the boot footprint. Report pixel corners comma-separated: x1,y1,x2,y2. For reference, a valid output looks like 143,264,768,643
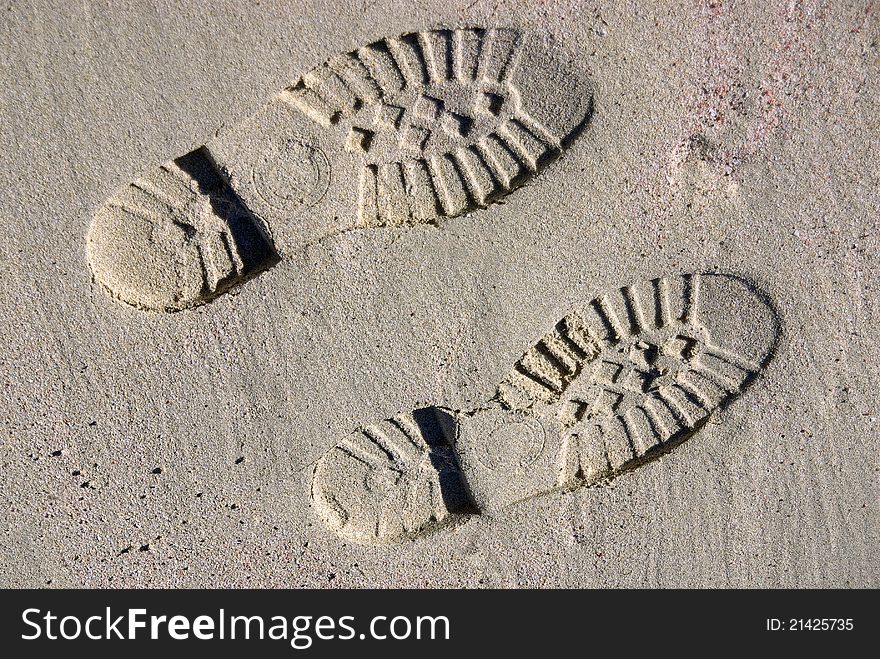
87,26,594,312
310,272,781,544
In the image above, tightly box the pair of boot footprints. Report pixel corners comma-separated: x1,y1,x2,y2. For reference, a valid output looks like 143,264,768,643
86,27,780,544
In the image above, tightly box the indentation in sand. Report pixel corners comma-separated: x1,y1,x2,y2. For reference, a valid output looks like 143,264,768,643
311,272,781,545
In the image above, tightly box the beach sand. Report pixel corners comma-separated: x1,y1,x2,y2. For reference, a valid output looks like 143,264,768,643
0,0,876,587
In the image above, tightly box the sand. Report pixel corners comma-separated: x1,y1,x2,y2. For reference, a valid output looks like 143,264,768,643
0,0,877,586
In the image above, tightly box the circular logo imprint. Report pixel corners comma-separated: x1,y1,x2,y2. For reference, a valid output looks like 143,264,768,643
480,417,545,472
252,138,330,212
